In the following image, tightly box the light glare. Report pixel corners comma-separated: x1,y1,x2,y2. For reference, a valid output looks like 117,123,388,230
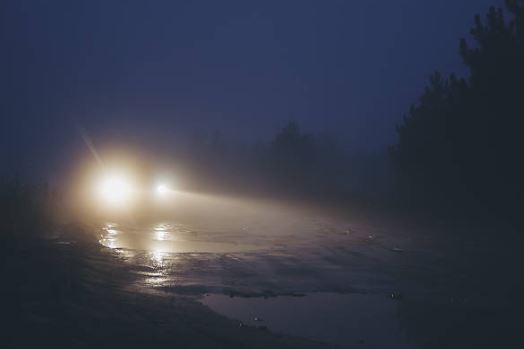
98,174,133,206
156,184,171,197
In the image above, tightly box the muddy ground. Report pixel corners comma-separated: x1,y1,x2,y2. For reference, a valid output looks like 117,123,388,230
2,194,523,348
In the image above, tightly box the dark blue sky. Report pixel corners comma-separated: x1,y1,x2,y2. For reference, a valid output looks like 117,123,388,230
0,0,502,177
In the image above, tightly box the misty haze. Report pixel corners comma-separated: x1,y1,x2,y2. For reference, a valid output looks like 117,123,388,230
1,1,523,348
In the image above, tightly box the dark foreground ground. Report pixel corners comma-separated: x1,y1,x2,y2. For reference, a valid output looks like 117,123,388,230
1,199,524,348
1,232,332,349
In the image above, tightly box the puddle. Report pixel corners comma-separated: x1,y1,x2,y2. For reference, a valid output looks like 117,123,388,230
97,218,408,295
201,292,413,348
99,222,263,253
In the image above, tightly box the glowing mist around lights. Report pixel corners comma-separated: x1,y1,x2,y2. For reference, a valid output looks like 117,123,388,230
97,172,135,208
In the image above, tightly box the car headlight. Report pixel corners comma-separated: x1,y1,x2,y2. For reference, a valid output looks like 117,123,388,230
155,183,173,198
97,173,133,207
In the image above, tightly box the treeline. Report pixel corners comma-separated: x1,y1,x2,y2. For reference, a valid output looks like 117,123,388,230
184,1,524,228
172,122,391,202
391,0,524,227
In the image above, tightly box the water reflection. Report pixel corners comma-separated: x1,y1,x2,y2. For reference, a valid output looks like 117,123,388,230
154,223,170,231
100,223,171,267
202,293,412,348
98,221,261,254
99,223,120,248
149,250,166,267
153,224,169,241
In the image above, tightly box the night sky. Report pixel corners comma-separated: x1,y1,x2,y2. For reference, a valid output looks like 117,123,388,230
0,0,501,178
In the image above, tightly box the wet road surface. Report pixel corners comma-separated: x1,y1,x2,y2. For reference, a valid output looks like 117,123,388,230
94,192,493,348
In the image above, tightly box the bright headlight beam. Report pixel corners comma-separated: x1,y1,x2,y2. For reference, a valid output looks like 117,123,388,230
156,184,169,196
98,174,133,206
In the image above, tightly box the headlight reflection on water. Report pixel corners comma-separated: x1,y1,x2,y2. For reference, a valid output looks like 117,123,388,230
100,223,170,269
149,250,166,266
99,223,120,248
154,225,169,241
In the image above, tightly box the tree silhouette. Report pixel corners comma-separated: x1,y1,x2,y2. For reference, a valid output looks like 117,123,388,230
392,1,524,225
270,122,315,171
266,121,317,191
